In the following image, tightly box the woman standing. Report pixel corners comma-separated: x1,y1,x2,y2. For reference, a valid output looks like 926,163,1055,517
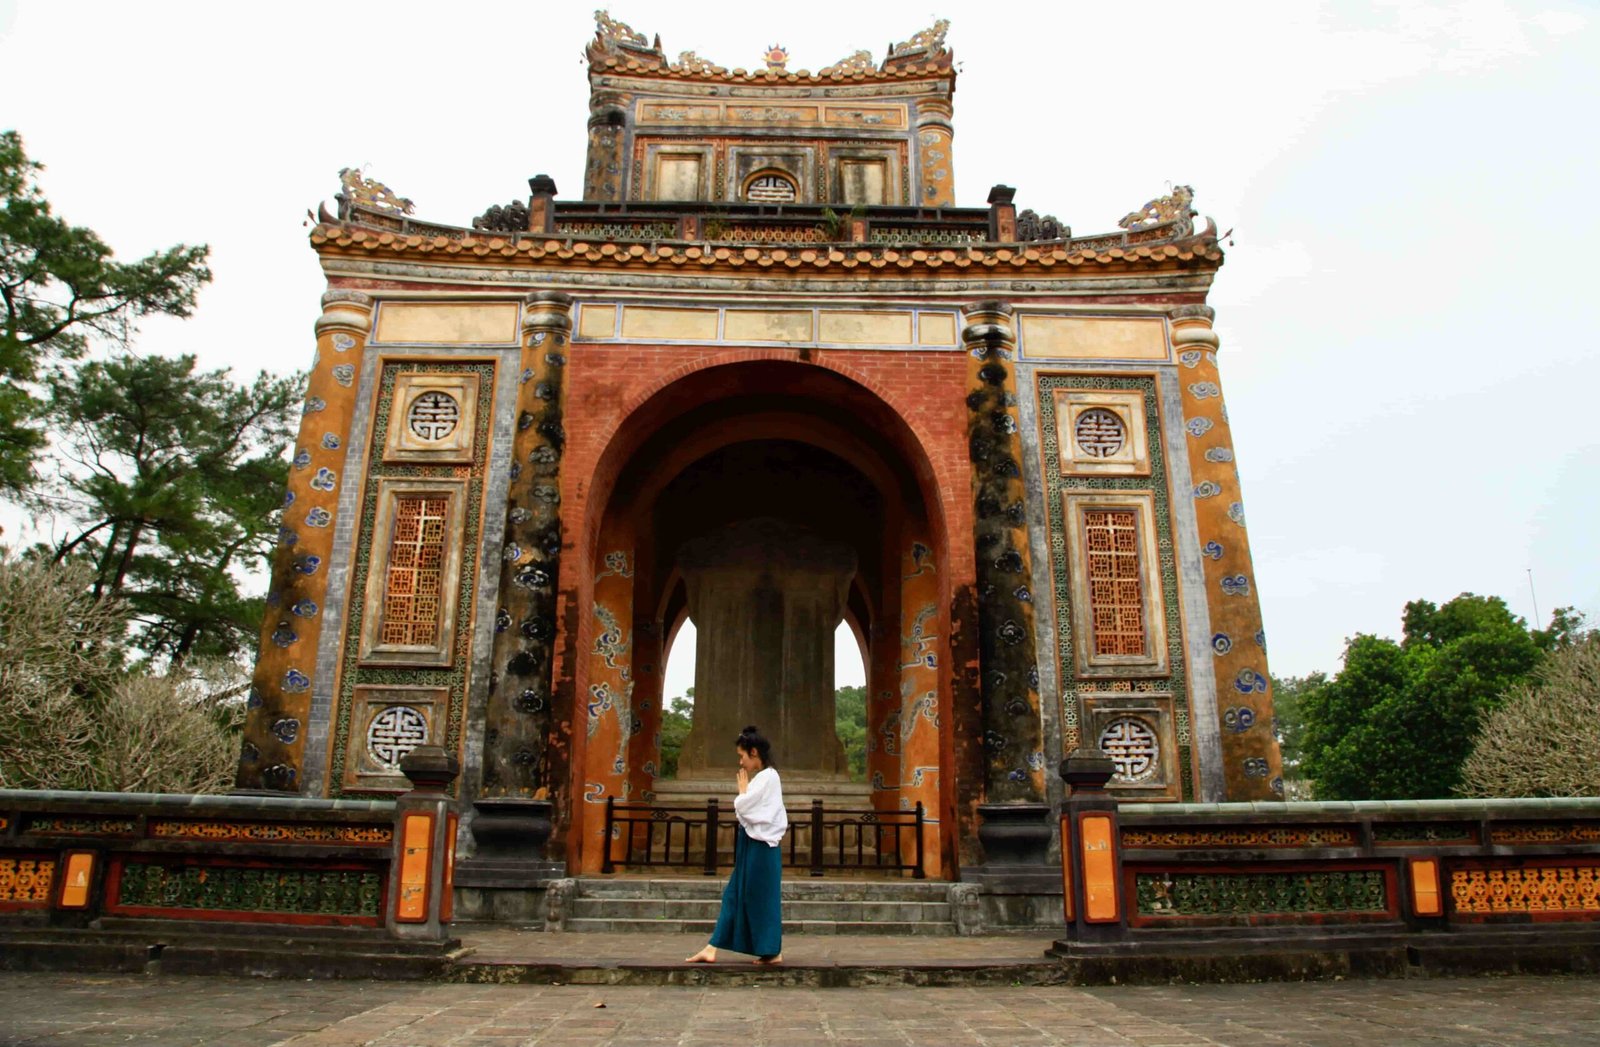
685,726,786,964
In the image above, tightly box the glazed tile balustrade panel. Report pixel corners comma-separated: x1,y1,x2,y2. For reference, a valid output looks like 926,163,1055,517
1075,798,1600,934
0,790,398,929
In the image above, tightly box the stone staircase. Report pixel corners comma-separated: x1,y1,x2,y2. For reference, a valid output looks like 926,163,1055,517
553,877,969,936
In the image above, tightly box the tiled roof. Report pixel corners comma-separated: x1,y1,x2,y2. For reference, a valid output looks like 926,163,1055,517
308,226,1223,274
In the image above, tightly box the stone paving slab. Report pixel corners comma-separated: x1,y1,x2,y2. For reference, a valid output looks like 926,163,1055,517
0,971,1597,1046
461,927,1059,965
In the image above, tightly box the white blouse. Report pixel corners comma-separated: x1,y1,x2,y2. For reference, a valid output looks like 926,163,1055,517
733,766,788,846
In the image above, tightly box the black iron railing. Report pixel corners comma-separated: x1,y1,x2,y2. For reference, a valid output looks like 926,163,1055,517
601,798,924,878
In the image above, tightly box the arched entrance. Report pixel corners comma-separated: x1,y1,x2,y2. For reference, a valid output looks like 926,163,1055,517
567,359,957,877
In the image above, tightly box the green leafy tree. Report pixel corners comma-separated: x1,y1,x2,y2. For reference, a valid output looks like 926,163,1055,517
43,353,300,663
834,684,868,782
657,688,694,778
1270,672,1325,799
1301,593,1544,799
0,131,211,495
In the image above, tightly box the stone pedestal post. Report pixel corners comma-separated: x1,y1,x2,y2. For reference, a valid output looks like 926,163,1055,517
1170,305,1284,801
479,292,572,824
389,745,461,943
237,291,374,794
1053,750,1127,947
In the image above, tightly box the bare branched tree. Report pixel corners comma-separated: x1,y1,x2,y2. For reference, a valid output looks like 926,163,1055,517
1459,636,1600,798
0,553,242,793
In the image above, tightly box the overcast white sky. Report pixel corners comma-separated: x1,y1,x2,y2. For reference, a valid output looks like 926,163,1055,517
2,1,1595,698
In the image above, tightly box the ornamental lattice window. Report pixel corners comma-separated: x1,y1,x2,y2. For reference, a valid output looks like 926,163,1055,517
745,172,797,203
380,496,449,646
1084,509,1146,656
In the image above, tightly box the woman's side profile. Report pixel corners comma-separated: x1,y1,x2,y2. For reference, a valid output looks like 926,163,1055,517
685,725,786,964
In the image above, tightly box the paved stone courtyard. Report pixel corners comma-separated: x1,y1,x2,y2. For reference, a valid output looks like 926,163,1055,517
0,971,1595,1047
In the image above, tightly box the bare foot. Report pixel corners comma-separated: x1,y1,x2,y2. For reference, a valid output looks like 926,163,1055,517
753,954,783,965
685,945,716,964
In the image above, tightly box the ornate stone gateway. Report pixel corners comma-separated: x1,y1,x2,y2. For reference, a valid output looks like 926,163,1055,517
238,13,1284,911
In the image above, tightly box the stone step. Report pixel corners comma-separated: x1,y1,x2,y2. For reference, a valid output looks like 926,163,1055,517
567,897,953,923
560,917,956,936
575,878,947,902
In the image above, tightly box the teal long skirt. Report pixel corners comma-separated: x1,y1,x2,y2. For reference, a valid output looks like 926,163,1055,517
708,826,783,958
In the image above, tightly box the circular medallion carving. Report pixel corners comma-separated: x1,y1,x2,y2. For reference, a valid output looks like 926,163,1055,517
1098,717,1158,782
1075,408,1126,458
367,705,428,770
407,391,459,441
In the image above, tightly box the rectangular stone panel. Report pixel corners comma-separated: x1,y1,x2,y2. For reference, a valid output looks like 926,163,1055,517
373,303,519,345
823,104,908,128
819,310,913,345
619,306,720,341
1018,315,1169,361
577,304,619,340
918,312,957,346
837,158,888,206
724,310,813,342
655,156,704,201
638,102,721,124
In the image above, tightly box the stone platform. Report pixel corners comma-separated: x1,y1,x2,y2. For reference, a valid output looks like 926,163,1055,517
6,968,1599,1047
8,923,1600,988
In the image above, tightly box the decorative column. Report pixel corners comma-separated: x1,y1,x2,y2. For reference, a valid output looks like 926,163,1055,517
1170,304,1284,800
915,98,955,207
583,92,627,202
237,291,374,793
962,301,1049,864
477,292,572,822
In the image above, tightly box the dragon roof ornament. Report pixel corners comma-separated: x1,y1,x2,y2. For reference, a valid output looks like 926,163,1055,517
588,10,952,77
819,50,876,76
594,10,648,50
888,19,950,60
1120,185,1196,237
337,168,413,216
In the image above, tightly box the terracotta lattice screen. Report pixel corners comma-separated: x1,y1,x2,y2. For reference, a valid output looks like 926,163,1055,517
1084,509,1146,657
381,496,450,647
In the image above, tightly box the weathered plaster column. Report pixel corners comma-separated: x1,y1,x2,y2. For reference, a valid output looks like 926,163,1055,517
480,292,573,805
237,291,374,793
582,92,627,202
915,98,955,207
962,302,1047,807
1170,304,1284,800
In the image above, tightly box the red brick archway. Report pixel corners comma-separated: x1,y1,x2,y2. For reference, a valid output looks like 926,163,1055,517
555,352,972,878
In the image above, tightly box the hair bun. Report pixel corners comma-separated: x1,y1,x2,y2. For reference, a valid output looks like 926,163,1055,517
741,725,760,734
